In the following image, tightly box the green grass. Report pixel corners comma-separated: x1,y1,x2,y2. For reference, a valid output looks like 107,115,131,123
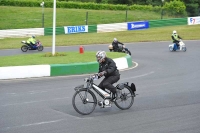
0,52,126,67
0,6,175,30
0,25,199,50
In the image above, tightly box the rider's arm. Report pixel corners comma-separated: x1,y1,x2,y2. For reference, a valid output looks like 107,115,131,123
118,41,124,45
104,59,116,76
97,64,102,78
178,35,182,39
171,36,177,41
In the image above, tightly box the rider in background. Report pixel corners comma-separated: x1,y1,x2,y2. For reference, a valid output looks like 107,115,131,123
171,30,182,47
112,38,124,51
96,51,120,101
27,35,36,48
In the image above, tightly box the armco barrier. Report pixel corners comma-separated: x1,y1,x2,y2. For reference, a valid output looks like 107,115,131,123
0,28,44,39
44,25,97,36
149,18,187,28
0,55,133,80
88,25,97,33
44,27,65,35
0,17,189,38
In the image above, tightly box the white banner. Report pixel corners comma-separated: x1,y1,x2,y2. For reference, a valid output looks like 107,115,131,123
64,25,88,34
97,23,127,33
188,16,200,25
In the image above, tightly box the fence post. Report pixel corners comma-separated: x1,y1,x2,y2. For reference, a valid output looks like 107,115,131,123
86,12,88,25
126,10,128,22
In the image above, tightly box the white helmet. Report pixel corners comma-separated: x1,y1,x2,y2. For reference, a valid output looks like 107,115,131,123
113,38,117,42
96,51,106,63
32,35,36,38
173,30,177,34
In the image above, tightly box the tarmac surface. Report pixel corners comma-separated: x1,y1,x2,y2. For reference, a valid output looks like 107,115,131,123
0,40,200,133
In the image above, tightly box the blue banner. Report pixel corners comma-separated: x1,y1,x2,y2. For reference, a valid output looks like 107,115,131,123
127,21,149,30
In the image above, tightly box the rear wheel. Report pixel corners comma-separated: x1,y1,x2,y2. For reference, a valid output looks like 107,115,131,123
38,46,44,51
72,89,97,115
115,85,134,110
21,45,28,52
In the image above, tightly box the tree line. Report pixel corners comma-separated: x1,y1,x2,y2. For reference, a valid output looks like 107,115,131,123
60,0,200,16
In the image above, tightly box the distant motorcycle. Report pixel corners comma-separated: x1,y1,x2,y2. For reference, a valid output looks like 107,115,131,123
169,40,186,52
108,44,131,55
21,40,44,52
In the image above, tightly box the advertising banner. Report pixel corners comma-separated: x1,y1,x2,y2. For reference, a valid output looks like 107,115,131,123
64,25,88,34
188,17,200,25
127,21,149,30
97,23,127,33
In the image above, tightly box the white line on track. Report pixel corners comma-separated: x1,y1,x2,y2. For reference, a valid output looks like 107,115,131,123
2,119,66,131
2,116,92,131
121,71,155,81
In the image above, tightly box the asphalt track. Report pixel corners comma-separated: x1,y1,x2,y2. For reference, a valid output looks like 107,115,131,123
0,40,200,133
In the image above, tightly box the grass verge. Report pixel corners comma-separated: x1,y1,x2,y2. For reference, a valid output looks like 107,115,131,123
0,52,126,67
0,6,175,29
0,25,200,50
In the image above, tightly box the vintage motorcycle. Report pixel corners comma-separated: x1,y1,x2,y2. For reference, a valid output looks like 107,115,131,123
72,74,136,115
21,40,44,52
169,40,186,52
108,44,131,55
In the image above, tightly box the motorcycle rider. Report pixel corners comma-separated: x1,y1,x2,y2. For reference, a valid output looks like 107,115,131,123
96,51,120,101
171,30,182,47
112,38,124,52
27,35,36,48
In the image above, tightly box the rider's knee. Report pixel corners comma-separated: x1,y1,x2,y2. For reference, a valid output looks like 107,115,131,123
102,82,110,88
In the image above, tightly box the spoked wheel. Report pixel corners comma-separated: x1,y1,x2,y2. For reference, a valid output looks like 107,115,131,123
21,45,28,52
72,89,97,115
115,85,134,110
38,46,44,51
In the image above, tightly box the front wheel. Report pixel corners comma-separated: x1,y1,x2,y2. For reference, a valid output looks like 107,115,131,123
182,47,186,52
125,50,131,55
38,46,44,51
21,45,28,52
115,85,134,110
169,46,173,52
72,89,97,115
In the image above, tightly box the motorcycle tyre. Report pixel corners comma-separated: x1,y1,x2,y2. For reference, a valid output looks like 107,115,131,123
72,89,97,115
38,46,44,51
169,46,173,52
115,85,134,110
21,45,28,52
125,50,131,55
182,47,186,52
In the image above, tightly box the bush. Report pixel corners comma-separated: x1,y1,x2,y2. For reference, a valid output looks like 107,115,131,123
185,3,199,16
164,0,187,16
0,0,160,12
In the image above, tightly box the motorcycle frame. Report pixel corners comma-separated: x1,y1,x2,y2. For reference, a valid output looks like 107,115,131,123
75,77,112,100
91,84,112,99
